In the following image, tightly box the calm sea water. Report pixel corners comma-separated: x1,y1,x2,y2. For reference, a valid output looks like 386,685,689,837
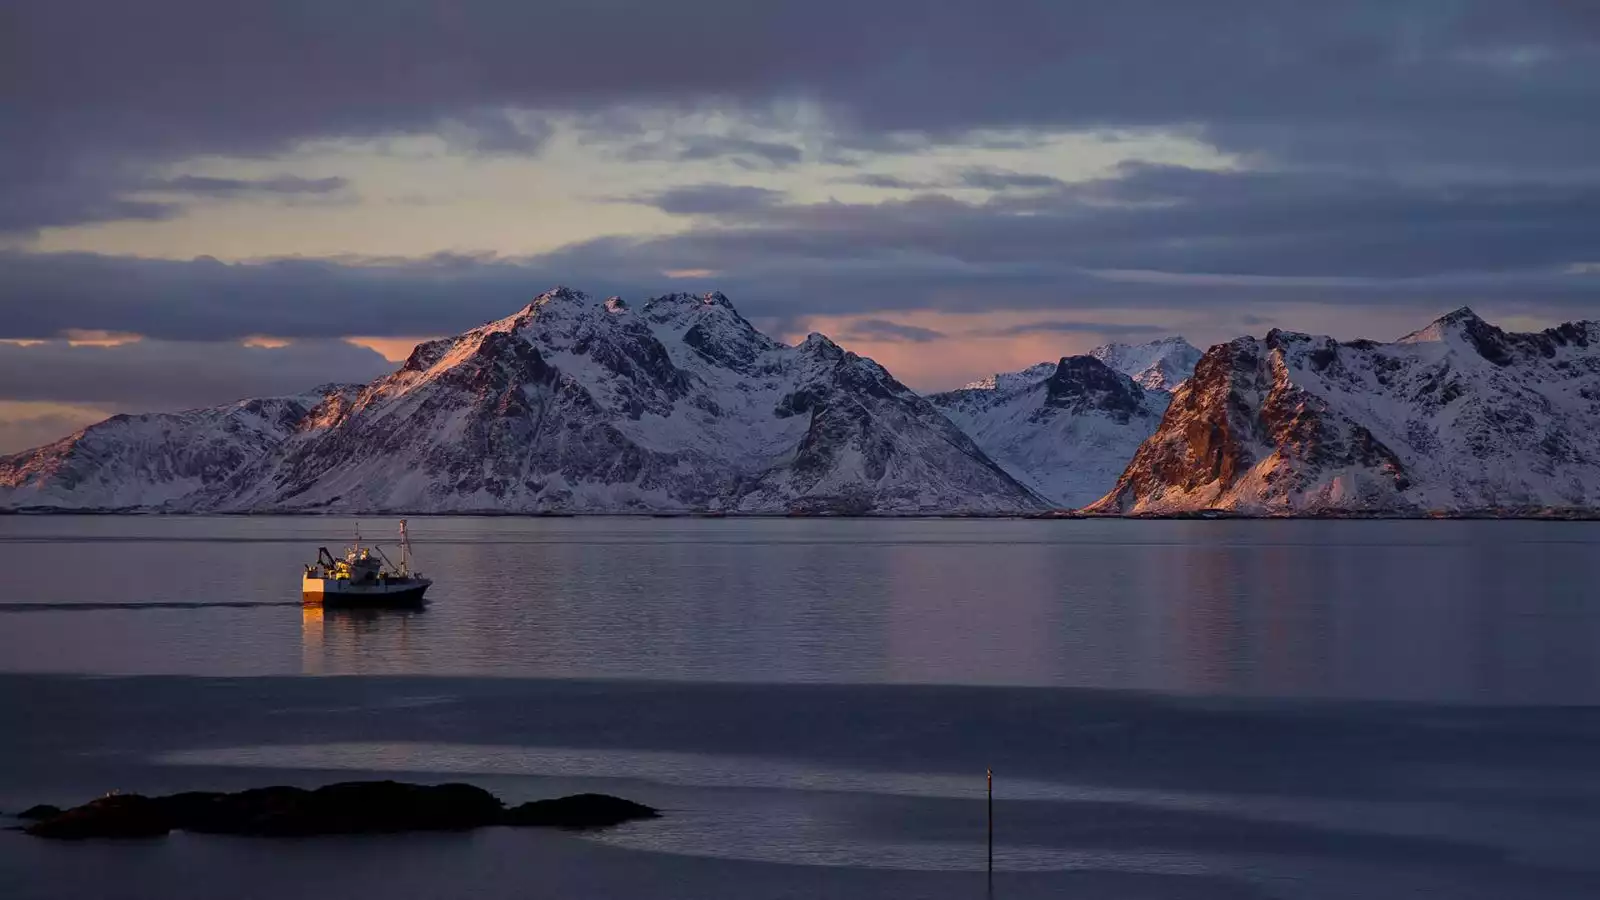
5,516,1600,899
0,516,1596,703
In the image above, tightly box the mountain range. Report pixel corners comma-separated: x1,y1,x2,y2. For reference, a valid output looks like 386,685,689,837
0,289,1041,514
3,290,1597,517
1090,308,1600,515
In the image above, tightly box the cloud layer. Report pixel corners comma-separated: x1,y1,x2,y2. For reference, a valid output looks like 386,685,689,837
2,0,1598,439
0,339,394,409
6,0,1599,234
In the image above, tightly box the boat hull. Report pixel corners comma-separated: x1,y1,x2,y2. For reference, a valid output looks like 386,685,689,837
302,577,430,608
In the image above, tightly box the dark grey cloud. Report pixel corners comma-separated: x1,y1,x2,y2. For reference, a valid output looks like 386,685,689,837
149,175,350,197
970,321,1170,338
957,168,1066,190
833,170,1068,191
631,184,786,215
834,174,934,190
442,108,554,155
6,0,1599,233
617,135,805,169
0,252,591,341
2,238,1596,349
840,319,947,343
592,164,1600,281
0,339,394,410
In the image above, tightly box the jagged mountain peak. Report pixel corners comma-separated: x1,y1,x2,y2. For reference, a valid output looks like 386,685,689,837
959,362,1059,395
1044,355,1146,417
1396,305,1488,346
642,290,780,374
1,287,1043,514
966,337,1201,401
798,332,843,355
1393,307,1600,368
641,290,742,318
1089,336,1203,392
528,285,590,308
930,353,1168,508
1090,307,1600,515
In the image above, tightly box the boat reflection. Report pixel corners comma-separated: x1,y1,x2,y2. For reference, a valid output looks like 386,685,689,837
301,602,428,675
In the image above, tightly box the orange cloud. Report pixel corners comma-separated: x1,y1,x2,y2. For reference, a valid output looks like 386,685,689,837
62,329,142,347
241,335,292,349
344,336,434,362
1,331,143,349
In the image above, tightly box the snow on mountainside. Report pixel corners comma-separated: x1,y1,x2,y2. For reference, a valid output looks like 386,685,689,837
1090,308,1600,515
0,386,359,510
962,337,1201,398
1089,337,1204,392
929,337,1199,507
932,356,1168,507
958,362,1059,394
1,289,1045,514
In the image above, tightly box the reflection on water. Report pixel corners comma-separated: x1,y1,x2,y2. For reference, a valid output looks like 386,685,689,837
0,516,1598,703
301,604,428,676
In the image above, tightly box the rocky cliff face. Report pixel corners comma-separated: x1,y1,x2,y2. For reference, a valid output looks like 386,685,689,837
1,289,1045,514
1090,309,1600,514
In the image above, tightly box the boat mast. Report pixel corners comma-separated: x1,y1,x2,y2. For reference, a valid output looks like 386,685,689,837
399,519,410,577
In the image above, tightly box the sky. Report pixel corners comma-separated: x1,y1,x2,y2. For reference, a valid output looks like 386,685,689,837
2,0,1598,452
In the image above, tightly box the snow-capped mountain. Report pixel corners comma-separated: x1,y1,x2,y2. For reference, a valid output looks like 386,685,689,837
932,356,1169,507
956,362,1059,394
1089,337,1204,392
1089,308,1600,515
929,337,1201,507
0,387,358,510
0,289,1045,514
960,337,1201,397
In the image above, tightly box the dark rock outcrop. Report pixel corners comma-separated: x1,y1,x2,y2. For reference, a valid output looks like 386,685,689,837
26,795,172,839
24,781,658,840
1042,356,1147,421
17,804,63,820
502,793,662,830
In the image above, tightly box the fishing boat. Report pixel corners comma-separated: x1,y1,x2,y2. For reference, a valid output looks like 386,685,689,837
302,520,432,607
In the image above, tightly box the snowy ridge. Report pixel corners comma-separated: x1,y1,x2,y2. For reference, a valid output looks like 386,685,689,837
928,337,1198,507
959,362,1059,394
1089,337,1204,392
1090,308,1600,515
0,386,358,510
1,289,1044,514
932,356,1168,507
12,303,1600,516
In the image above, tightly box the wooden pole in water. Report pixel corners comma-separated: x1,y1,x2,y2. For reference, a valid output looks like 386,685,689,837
987,767,993,880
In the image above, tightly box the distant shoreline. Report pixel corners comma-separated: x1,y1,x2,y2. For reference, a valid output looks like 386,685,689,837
5,507,1600,521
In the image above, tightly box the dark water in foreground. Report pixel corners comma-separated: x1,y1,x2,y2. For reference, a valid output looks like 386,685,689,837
2,517,1600,898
